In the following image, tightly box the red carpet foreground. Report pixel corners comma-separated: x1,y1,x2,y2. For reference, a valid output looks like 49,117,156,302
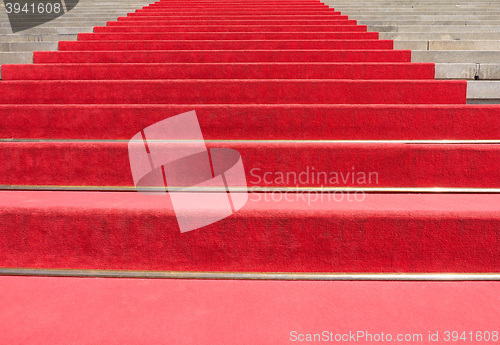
1,0,499,273
0,276,499,344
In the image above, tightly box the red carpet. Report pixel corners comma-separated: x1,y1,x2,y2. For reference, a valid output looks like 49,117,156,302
115,17,353,22
0,142,498,188
0,104,496,140
0,0,498,273
0,80,466,104
58,39,392,50
77,31,380,39
94,24,370,32
1,276,498,344
1,62,436,80
34,50,412,63
0,191,499,272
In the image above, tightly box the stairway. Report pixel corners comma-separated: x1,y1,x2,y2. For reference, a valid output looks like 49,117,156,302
0,0,499,275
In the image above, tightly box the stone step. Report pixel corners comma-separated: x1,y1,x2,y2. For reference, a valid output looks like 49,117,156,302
360,20,500,25
0,42,58,52
0,14,139,22
351,15,500,20
330,1,500,4
0,3,147,6
332,1,500,2
333,5,500,8
334,6,500,11
1,22,120,29
0,9,145,14
435,63,479,80
0,13,133,19
332,4,500,7
0,52,32,65
435,63,500,80
0,9,143,17
412,50,500,63
0,9,142,16
341,10,500,14
330,1,500,2
395,40,500,51
0,27,93,34
369,25,500,32
0,34,78,42
467,81,500,103
380,32,500,40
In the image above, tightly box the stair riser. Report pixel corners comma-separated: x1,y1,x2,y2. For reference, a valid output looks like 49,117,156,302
112,19,352,25
78,32,380,40
93,25,369,32
0,142,497,188
129,10,337,14
128,11,338,15
34,50,410,63
57,40,393,51
1,104,497,140
0,80,465,104
116,14,346,19
1,191,499,272
2,62,433,80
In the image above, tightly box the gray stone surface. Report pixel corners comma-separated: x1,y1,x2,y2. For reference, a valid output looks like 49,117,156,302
435,63,479,79
369,25,500,33
412,50,500,63
325,0,500,85
354,15,500,20
467,81,500,102
0,21,119,28
0,42,58,52
380,32,500,40
393,41,429,50
343,11,500,14
478,63,500,80
0,27,93,34
360,20,500,25
0,0,151,73
0,34,78,42
0,52,32,64
325,0,500,101
394,40,500,51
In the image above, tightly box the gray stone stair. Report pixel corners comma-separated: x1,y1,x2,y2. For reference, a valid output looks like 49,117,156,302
0,0,151,78
324,0,500,102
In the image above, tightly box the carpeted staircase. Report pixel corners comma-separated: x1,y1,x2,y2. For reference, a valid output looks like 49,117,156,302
0,0,499,274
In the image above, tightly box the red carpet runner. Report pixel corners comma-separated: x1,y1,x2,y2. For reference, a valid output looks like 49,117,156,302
0,0,499,273
0,276,499,344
